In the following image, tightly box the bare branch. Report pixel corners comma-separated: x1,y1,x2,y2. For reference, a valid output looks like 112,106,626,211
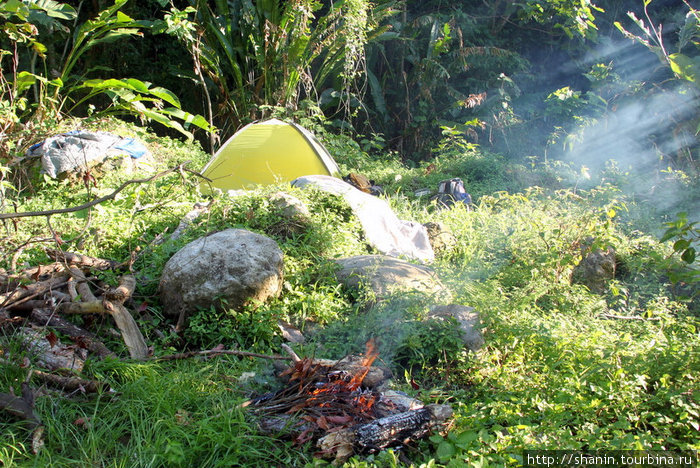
154,348,291,362
0,162,192,220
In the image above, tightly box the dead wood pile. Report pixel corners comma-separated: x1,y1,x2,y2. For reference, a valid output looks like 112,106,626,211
1,249,147,360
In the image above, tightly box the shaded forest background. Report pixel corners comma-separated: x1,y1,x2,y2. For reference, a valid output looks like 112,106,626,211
3,0,697,165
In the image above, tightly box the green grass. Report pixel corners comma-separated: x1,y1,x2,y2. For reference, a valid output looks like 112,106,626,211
1,117,698,467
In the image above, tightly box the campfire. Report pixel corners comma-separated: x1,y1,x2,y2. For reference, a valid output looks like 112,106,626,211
247,340,453,463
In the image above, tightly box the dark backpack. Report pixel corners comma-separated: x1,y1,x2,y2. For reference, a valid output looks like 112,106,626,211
432,178,472,208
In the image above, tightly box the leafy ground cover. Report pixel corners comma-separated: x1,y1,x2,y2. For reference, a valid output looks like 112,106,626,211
0,118,698,467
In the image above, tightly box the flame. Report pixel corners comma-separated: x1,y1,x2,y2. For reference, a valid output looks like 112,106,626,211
276,338,383,428
302,338,380,415
347,338,379,390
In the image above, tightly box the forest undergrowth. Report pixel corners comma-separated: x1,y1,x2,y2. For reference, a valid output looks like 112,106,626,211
0,117,697,467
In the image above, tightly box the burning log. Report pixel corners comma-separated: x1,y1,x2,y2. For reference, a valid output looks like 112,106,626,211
249,340,452,463
354,404,453,450
317,404,453,462
307,356,392,389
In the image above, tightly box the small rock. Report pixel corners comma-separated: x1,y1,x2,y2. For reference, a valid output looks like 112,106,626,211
277,320,305,344
427,304,484,352
423,222,457,255
269,192,311,220
572,246,616,294
267,192,312,237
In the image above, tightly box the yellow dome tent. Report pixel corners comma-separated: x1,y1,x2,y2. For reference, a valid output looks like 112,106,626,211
200,119,340,192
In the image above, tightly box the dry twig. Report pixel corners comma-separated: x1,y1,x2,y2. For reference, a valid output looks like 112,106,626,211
154,348,290,362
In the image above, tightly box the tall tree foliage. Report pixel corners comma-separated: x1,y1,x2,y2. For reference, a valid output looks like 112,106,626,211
0,0,211,159
161,0,379,137
355,2,530,159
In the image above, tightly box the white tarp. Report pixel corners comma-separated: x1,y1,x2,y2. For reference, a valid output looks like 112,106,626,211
292,175,434,263
27,131,150,178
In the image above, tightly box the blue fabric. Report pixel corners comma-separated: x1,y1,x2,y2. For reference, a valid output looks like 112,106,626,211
113,138,148,159
30,131,148,159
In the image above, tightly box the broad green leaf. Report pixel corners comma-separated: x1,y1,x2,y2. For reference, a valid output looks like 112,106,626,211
681,247,696,264
3,0,29,19
28,0,77,20
86,28,142,49
454,430,479,445
145,85,181,108
674,239,691,252
122,78,151,94
81,78,132,90
116,10,133,23
436,441,456,461
13,71,39,94
159,108,214,132
669,53,700,82
660,229,679,243
139,108,193,139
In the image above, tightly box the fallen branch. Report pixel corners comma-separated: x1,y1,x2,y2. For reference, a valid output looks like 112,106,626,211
0,383,44,453
0,358,106,394
30,308,115,359
55,271,147,360
598,313,661,322
6,299,50,312
0,275,69,310
0,391,40,429
31,369,107,394
154,348,290,362
104,274,136,304
47,249,120,271
104,300,148,360
0,162,191,220
281,343,301,363
18,327,86,372
0,310,23,329
9,262,65,281
58,300,107,315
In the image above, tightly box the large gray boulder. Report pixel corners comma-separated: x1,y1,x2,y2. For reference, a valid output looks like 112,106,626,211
159,229,284,327
334,255,449,302
427,305,484,352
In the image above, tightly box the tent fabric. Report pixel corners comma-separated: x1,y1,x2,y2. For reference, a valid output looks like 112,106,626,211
28,131,149,178
292,175,435,263
201,119,340,191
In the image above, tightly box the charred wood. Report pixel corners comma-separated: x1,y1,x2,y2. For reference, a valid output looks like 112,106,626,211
354,404,453,451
